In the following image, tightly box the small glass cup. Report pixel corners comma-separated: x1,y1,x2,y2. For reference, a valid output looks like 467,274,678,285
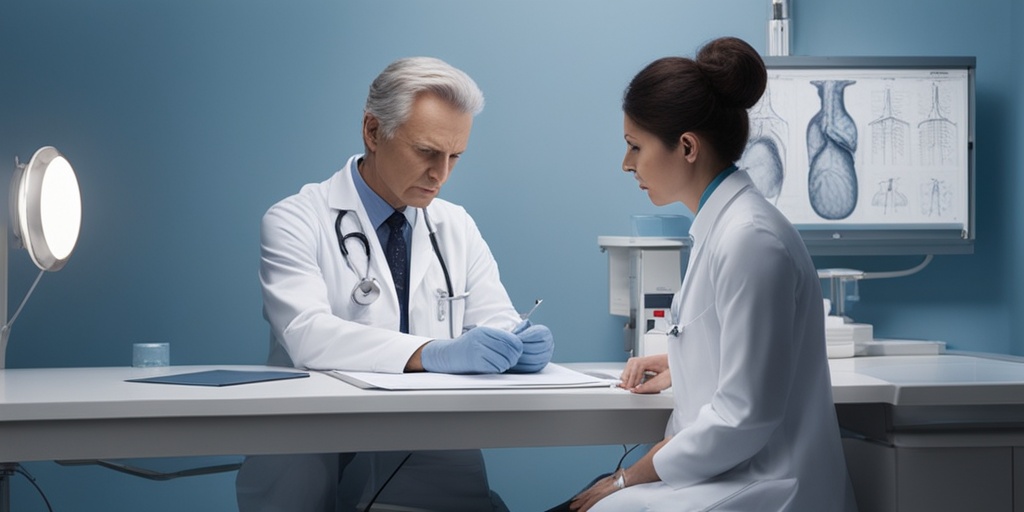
132,342,170,368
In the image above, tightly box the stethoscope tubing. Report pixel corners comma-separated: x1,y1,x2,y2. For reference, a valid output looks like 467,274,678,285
334,207,459,335
423,209,454,300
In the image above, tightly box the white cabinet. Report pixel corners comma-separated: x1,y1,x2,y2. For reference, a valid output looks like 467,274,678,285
831,354,1024,512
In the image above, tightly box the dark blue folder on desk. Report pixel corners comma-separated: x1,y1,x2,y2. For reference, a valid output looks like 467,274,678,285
127,369,309,387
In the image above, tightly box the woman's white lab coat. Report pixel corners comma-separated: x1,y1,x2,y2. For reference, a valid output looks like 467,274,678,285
593,170,857,511
237,155,520,512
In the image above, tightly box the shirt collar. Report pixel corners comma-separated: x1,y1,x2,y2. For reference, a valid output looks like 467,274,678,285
350,158,415,229
697,164,738,212
689,168,754,252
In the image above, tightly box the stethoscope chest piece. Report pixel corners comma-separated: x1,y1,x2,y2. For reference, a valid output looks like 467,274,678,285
353,277,381,305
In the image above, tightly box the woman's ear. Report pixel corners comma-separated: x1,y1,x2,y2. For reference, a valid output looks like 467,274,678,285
679,132,699,162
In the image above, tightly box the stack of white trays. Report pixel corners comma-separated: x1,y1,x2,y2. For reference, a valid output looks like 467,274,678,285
825,316,872,359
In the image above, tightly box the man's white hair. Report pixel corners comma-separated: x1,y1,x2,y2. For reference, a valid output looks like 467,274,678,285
365,57,485,139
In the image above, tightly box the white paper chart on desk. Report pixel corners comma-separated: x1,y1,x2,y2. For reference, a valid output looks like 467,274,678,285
328,363,617,390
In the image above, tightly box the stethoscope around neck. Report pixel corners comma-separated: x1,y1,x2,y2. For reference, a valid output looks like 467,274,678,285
334,207,468,335
335,210,381,305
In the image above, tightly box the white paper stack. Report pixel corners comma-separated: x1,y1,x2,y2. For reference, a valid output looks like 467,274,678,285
824,316,872,359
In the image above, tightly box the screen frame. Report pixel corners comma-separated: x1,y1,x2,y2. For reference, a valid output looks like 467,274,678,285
758,56,976,256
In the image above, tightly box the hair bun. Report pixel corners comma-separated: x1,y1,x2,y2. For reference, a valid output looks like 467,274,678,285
696,37,767,110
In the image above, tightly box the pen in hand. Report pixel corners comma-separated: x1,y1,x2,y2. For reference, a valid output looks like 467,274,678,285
463,299,544,335
513,299,543,333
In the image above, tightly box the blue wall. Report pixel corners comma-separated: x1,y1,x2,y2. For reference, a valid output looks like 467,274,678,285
0,0,1019,510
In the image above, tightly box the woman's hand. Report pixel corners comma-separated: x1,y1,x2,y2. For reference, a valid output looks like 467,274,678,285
569,473,620,512
569,437,669,511
619,354,670,394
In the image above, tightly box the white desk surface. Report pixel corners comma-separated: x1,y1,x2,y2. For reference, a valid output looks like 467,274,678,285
830,353,1024,448
0,363,672,463
6,354,1024,463
829,353,1024,406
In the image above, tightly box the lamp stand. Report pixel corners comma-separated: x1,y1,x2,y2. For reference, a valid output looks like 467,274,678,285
1,162,12,509
1,182,7,369
0,147,82,510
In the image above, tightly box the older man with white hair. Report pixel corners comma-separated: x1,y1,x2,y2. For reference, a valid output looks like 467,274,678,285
236,56,554,512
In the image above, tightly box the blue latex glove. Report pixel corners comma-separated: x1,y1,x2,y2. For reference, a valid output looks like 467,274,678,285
507,321,554,374
421,326,523,374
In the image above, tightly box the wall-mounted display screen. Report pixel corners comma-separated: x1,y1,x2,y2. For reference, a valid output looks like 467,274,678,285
744,57,975,255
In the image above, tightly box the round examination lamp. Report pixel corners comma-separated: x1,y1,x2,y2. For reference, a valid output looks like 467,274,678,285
9,146,82,271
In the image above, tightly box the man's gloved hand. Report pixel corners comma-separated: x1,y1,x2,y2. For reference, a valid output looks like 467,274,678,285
507,320,554,374
421,326,523,374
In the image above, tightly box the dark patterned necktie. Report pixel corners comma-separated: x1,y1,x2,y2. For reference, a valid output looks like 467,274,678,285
385,211,409,333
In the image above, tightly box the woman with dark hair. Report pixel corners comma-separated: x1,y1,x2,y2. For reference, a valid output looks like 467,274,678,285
562,37,858,512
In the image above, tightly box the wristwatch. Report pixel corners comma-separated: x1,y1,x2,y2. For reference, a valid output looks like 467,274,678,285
613,469,627,490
